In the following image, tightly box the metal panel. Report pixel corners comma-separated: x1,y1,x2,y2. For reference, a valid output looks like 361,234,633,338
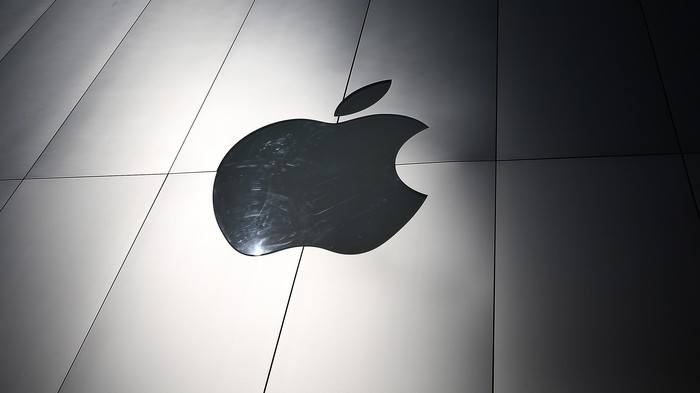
495,156,700,392
0,175,164,393
0,0,150,179
641,0,700,152
29,0,255,178
342,0,497,163
0,180,20,208
498,0,678,159
171,0,370,173
0,0,54,59
686,154,700,208
265,162,494,393
58,173,301,393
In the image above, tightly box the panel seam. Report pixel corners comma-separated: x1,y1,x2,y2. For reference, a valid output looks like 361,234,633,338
53,1,258,391
262,247,304,393
0,151,689,189
637,0,700,223
492,0,500,392
0,0,58,64
261,1,373,391
0,0,156,217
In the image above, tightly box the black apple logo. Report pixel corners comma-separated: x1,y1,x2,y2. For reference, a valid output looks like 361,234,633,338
213,80,427,256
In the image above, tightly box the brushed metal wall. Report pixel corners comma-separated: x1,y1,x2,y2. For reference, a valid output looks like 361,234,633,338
0,0,697,392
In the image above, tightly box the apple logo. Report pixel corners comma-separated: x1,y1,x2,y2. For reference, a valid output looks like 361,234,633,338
213,80,427,256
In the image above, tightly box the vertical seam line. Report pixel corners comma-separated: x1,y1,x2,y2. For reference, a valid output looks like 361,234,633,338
262,247,304,393
492,0,500,392
262,1,372,390
637,0,700,222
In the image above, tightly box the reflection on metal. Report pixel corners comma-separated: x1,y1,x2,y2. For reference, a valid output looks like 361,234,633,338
213,81,427,256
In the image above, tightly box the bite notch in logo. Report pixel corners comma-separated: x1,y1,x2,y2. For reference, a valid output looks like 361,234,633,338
213,80,427,256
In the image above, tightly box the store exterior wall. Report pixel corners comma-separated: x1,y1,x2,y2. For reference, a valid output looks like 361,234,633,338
0,0,698,392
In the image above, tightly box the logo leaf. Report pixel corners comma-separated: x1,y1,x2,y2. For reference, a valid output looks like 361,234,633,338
334,80,392,117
